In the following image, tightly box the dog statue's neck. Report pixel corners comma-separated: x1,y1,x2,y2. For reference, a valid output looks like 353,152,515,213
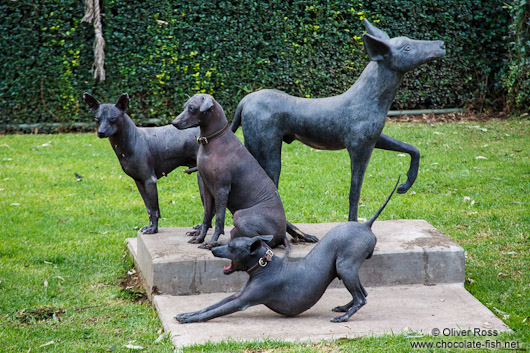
109,113,138,156
345,61,403,114
200,105,228,138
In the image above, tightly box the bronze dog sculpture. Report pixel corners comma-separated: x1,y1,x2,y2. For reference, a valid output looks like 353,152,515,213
172,94,297,249
83,93,200,233
176,178,399,323
231,20,445,223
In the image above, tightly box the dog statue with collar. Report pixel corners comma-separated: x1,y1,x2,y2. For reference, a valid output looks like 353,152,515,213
176,178,399,323
172,94,292,249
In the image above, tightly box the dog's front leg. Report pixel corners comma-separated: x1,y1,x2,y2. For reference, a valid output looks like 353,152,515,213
347,142,376,221
189,181,214,244
187,172,212,238
176,285,248,321
198,186,230,249
375,133,420,194
135,178,160,234
176,293,254,323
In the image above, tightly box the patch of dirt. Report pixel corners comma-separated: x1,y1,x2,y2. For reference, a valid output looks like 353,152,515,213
119,268,148,303
16,306,65,324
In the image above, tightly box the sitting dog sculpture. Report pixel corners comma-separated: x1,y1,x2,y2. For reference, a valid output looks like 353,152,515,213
83,93,200,234
172,94,301,249
176,178,399,323
231,19,445,223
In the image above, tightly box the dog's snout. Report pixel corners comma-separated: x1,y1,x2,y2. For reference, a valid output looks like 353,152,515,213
172,112,185,129
211,245,229,259
172,119,184,130
439,41,446,50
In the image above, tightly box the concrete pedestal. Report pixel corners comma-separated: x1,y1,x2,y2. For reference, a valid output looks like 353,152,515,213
125,220,509,348
128,220,465,297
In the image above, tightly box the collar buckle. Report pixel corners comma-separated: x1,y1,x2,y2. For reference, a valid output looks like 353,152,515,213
196,123,229,145
196,136,208,145
247,248,274,274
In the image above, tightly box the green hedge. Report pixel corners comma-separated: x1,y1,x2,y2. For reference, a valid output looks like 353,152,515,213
503,0,530,114
0,0,516,131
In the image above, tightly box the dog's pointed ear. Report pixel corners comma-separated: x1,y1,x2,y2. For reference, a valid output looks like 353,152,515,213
115,93,129,112
199,95,214,112
363,19,390,40
363,33,391,62
258,235,273,243
83,92,100,112
249,235,273,254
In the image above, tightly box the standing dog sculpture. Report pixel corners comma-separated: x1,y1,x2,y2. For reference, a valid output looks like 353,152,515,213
231,19,445,223
172,93,301,249
83,93,200,234
176,178,399,323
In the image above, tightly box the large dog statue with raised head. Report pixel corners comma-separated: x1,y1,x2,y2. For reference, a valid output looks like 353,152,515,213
231,19,445,224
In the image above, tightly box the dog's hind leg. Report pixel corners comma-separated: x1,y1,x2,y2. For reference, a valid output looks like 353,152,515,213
332,264,367,322
332,299,354,313
287,222,318,243
375,133,420,194
331,279,367,322
245,131,317,243
135,178,160,234
232,208,286,248
332,283,367,313
244,132,283,187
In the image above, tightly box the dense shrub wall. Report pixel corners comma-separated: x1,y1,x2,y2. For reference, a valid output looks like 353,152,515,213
0,0,515,130
502,0,529,114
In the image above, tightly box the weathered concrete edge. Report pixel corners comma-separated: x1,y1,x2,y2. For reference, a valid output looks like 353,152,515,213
127,237,156,302
128,241,465,296
131,243,465,295
128,220,466,296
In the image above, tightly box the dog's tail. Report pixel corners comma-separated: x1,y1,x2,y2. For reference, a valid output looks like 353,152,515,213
230,95,249,133
365,176,400,228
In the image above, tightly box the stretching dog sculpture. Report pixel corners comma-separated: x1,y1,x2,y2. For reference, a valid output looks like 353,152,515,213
176,178,399,323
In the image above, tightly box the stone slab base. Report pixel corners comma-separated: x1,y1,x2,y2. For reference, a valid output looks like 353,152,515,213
127,220,465,297
154,285,510,348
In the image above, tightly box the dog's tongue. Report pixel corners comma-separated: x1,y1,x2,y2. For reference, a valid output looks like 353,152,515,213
224,261,233,271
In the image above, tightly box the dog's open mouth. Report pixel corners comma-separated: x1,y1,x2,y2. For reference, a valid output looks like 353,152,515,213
223,261,235,275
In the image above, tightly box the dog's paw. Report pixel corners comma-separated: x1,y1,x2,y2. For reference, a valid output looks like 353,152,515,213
330,314,349,323
198,241,223,250
332,305,348,313
188,235,205,244
186,230,199,237
175,314,194,324
141,225,158,234
302,234,319,243
397,181,412,194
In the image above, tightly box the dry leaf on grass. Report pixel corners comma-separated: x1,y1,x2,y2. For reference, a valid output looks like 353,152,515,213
39,340,55,348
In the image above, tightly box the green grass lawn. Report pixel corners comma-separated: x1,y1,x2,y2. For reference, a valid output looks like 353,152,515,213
0,119,528,352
